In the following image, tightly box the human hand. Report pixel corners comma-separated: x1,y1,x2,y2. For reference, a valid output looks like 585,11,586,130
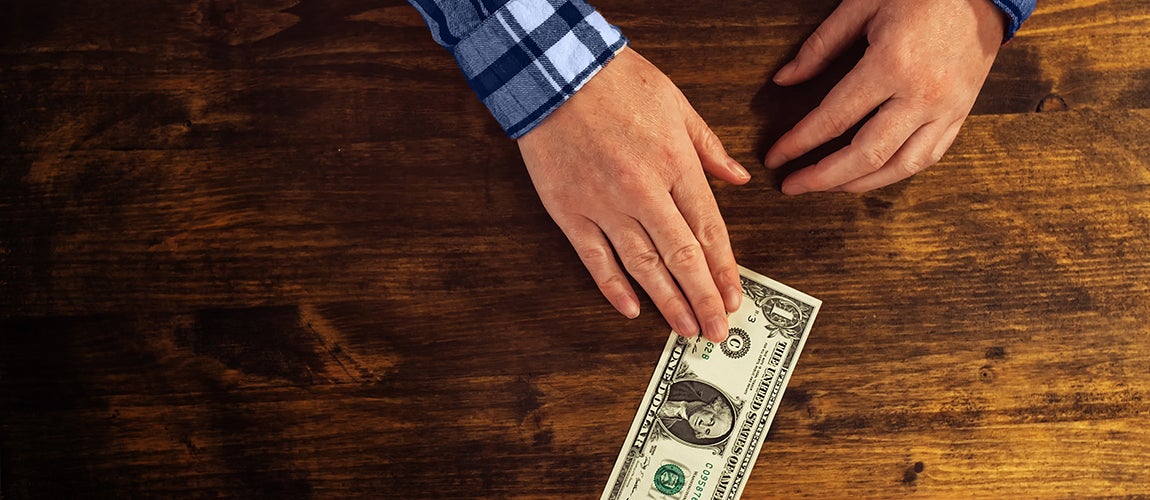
517,47,751,342
764,0,1007,194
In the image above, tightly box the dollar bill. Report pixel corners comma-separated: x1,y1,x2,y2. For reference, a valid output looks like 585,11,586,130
602,266,821,500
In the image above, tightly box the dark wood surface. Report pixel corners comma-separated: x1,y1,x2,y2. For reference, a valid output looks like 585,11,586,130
2,0,1149,497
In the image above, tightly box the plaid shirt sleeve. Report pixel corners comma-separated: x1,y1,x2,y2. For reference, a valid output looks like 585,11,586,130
408,0,627,139
989,0,1037,40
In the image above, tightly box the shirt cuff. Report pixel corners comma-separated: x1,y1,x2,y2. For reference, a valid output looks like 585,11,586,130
450,0,627,139
988,0,1037,41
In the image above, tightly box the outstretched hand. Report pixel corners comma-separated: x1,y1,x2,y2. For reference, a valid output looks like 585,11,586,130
517,47,750,342
765,0,1007,194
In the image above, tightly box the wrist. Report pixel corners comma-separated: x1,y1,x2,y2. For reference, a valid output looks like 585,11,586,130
982,0,1030,42
973,0,1010,46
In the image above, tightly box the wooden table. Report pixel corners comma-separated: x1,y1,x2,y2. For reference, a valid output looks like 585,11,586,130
2,0,1148,497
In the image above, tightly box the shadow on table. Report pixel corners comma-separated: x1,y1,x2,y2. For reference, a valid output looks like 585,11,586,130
751,40,872,192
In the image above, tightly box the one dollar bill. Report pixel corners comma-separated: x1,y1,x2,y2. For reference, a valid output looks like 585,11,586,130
602,266,821,500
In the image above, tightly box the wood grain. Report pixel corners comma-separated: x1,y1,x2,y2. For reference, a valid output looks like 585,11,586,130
2,0,1149,497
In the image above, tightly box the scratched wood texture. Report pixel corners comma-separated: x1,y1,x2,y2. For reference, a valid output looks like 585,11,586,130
1,0,1148,497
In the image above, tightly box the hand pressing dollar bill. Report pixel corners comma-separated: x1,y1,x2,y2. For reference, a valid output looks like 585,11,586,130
602,266,821,500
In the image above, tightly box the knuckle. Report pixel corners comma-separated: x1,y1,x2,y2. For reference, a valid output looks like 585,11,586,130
695,221,729,249
819,110,854,137
889,54,911,76
657,148,683,173
627,247,664,275
802,29,829,59
858,145,891,172
898,158,927,178
612,164,649,191
900,148,942,178
696,296,727,317
919,66,955,101
714,265,740,287
928,145,947,165
884,46,918,76
920,82,948,103
614,155,679,193
656,295,691,318
698,127,725,154
666,243,704,269
715,269,742,310
575,243,613,266
594,271,629,293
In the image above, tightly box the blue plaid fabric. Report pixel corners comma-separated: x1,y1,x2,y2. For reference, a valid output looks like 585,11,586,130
992,0,1037,40
409,0,1033,138
408,0,627,138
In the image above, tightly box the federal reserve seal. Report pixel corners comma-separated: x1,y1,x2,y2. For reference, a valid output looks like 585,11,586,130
721,328,751,359
653,463,686,495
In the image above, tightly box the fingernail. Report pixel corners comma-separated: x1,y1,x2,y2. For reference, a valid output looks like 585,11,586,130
728,157,751,181
619,296,640,319
705,317,729,343
675,313,699,338
773,61,796,84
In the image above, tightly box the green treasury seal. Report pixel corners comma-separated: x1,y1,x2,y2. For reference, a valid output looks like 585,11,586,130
653,463,686,495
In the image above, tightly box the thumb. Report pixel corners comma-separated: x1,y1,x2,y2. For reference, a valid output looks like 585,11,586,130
685,108,750,185
773,2,872,86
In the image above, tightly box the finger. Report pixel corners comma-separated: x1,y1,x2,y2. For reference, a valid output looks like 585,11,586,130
781,98,924,195
670,167,743,316
636,188,731,343
558,215,641,318
605,218,700,338
683,106,750,185
765,58,891,169
834,119,956,193
773,0,875,86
